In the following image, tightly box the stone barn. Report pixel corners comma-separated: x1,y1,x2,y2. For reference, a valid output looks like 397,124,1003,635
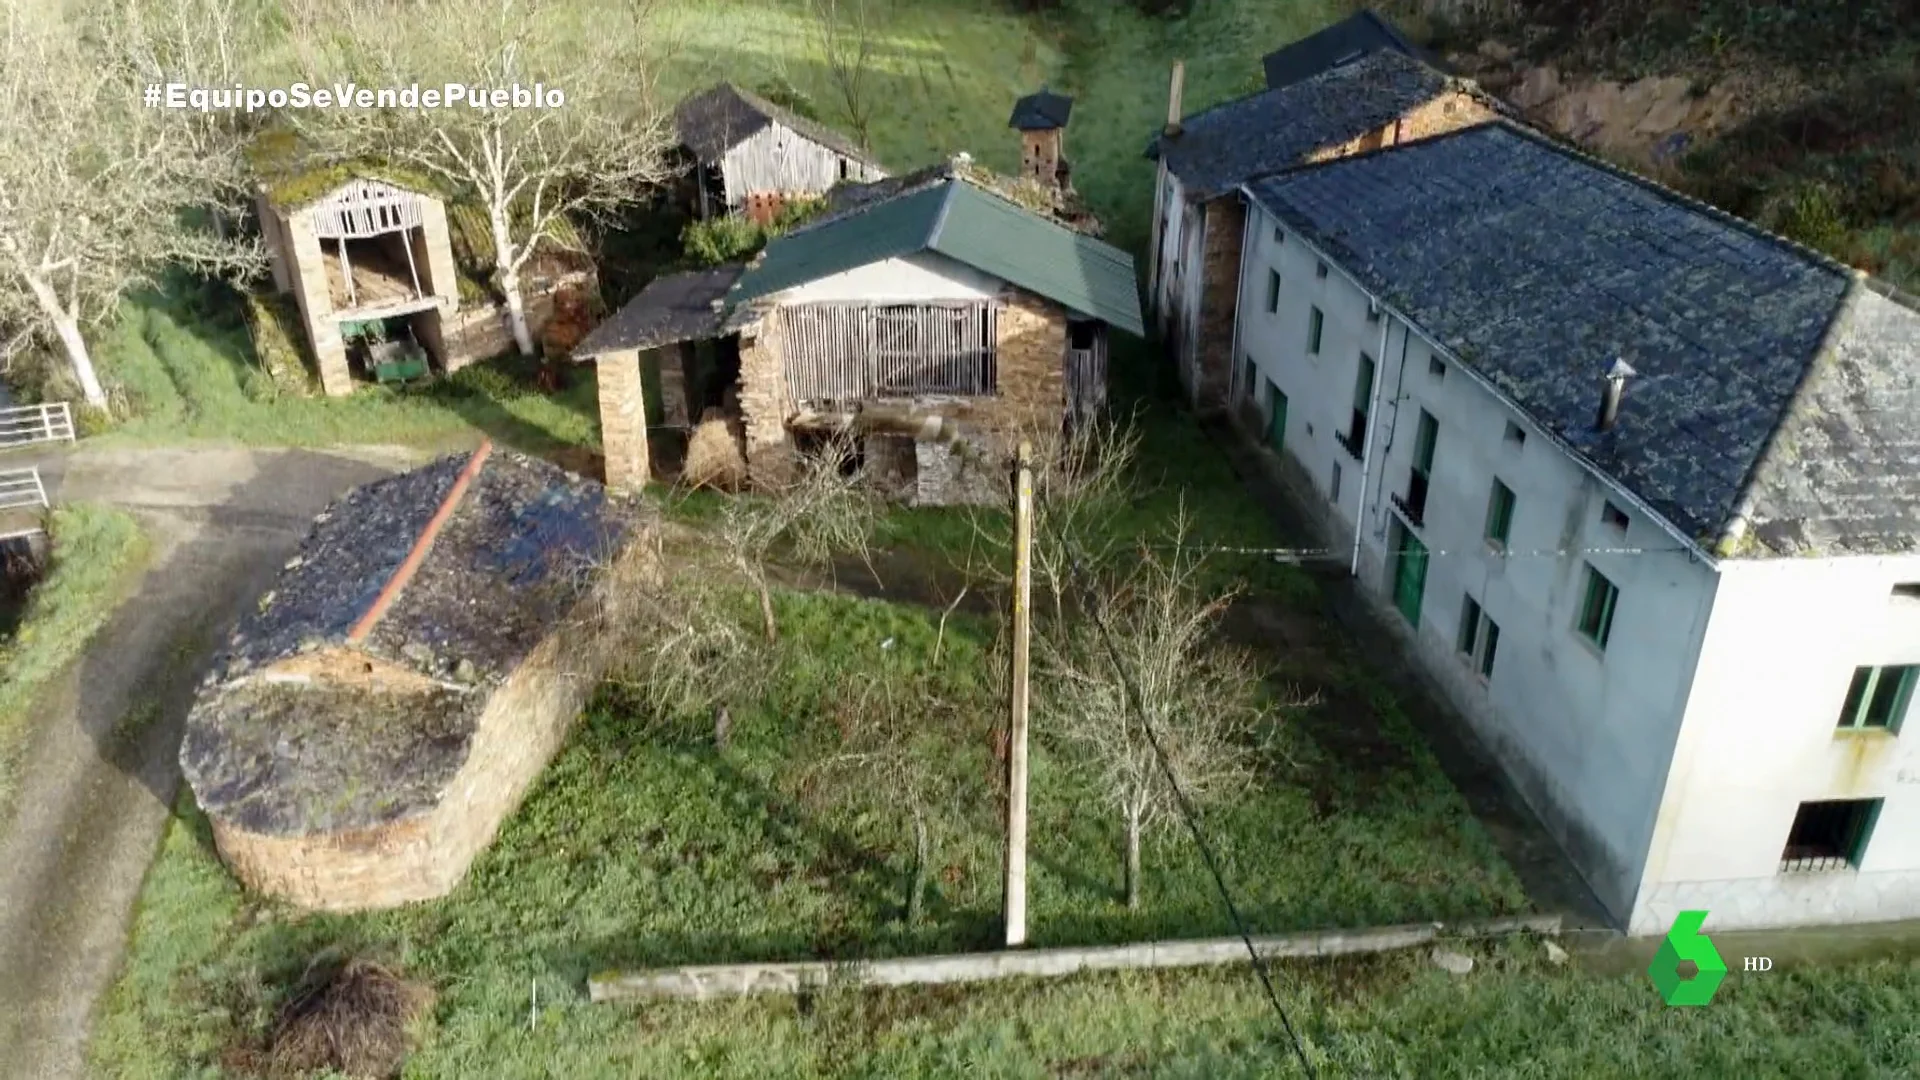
179,442,655,911
257,176,464,396
673,83,888,223
580,163,1144,503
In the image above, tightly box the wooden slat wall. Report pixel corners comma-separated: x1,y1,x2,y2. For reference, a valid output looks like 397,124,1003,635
777,302,998,405
720,122,881,206
1065,324,1108,425
310,179,426,239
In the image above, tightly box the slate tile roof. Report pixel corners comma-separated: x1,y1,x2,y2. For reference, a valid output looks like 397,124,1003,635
1260,8,1424,91
675,83,883,171
1244,121,1920,558
1148,50,1476,200
217,449,635,681
573,266,743,358
1009,87,1073,130
726,175,1144,336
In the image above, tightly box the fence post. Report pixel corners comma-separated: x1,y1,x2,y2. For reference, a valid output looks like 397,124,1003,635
1004,440,1034,948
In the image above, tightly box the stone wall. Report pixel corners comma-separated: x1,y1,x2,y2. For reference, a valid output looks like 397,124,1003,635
984,288,1068,434
205,538,656,912
736,315,796,488
597,349,650,493
914,434,1005,506
1021,129,1063,186
1191,198,1246,413
283,208,353,396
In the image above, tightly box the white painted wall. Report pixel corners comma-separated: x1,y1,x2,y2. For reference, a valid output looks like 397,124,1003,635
719,121,882,206
1633,552,1920,933
774,252,1002,304
1234,198,1722,921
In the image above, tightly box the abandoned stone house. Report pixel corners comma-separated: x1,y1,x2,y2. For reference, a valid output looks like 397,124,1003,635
674,82,888,223
576,165,1143,503
257,176,464,396
1009,86,1074,188
1145,48,1499,413
179,443,653,911
1234,119,1920,934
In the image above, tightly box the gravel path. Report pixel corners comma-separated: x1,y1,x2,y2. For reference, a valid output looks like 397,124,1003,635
0,443,431,1080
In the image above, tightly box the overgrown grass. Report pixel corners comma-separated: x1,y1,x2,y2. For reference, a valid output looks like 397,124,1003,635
0,505,148,811
92,575,1529,1076
83,281,601,453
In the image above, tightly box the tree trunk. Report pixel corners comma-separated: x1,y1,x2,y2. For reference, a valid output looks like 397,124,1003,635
1124,807,1142,911
492,213,537,356
907,809,929,924
21,268,106,408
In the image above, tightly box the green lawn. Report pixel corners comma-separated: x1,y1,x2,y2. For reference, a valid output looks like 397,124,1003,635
0,505,148,814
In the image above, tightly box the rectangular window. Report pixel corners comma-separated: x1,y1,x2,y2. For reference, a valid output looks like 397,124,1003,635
1243,355,1257,401
1273,226,1285,244
1601,501,1630,532
1781,798,1882,873
1485,479,1516,549
1266,269,1281,313
1576,565,1619,650
1503,420,1527,447
1429,357,1446,379
1307,307,1324,354
1892,583,1920,600
1457,595,1500,679
1838,665,1917,730
1395,409,1437,522
1340,354,1374,460
1330,460,1344,501
1315,260,1329,279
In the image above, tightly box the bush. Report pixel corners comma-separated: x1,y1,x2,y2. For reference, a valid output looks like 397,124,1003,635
1763,181,1849,255
679,199,826,268
753,78,822,122
243,293,316,399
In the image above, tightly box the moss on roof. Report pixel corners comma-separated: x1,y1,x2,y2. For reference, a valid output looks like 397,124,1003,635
250,130,447,211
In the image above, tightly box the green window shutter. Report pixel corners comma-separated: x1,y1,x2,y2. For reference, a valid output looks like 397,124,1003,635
1268,386,1289,453
1458,596,1481,654
1413,411,1438,473
1845,665,1919,729
1840,667,1874,727
1480,619,1500,678
1393,527,1428,626
1485,480,1515,545
1577,566,1619,649
1267,270,1281,312
1308,307,1323,354
1353,354,1375,411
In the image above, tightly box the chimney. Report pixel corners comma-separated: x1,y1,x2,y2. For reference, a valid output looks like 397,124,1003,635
1595,358,1635,432
1163,60,1186,138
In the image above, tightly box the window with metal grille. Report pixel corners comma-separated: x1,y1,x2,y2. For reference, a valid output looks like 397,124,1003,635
1780,798,1881,873
1837,665,1916,731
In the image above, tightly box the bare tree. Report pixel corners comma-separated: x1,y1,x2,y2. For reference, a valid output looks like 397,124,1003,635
0,0,263,408
296,0,676,357
810,0,880,149
712,437,884,643
1038,511,1277,910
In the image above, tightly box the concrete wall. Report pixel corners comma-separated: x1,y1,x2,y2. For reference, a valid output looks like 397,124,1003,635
778,252,1000,304
207,539,654,912
1235,198,1718,922
1632,552,1920,933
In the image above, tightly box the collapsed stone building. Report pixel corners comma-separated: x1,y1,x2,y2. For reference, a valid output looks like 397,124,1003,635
179,443,654,911
575,120,1143,504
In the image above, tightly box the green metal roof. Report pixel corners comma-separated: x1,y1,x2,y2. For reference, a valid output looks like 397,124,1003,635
728,180,1143,336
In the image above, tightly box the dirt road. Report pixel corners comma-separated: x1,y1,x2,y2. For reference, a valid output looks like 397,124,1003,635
0,444,427,1080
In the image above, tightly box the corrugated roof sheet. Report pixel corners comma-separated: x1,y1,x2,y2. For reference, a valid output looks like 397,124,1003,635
1148,50,1466,200
1244,121,1920,558
727,179,1143,335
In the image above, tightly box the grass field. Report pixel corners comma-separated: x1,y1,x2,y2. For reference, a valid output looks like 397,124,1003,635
0,505,148,815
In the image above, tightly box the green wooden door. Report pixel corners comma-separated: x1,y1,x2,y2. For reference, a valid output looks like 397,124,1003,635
1392,522,1428,626
1267,385,1289,453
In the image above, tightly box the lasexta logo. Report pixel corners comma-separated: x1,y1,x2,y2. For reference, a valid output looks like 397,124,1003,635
1647,909,1727,1006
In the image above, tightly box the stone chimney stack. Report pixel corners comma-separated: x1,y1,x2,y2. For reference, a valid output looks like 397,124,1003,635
1009,86,1074,189
1596,358,1635,432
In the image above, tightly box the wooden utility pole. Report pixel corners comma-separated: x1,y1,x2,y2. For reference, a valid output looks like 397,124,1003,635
1004,440,1035,948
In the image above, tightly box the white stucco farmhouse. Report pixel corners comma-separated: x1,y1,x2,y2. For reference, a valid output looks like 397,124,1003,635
1222,119,1920,934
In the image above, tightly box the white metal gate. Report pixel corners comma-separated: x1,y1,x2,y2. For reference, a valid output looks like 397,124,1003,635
0,403,76,450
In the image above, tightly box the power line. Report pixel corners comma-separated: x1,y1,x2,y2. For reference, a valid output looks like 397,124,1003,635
1039,496,1320,1078
1122,541,1692,562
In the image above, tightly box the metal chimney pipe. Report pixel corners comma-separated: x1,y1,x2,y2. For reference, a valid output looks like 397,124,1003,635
1596,358,1635,431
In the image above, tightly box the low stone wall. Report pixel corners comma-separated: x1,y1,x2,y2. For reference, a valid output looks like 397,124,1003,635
205,539,654,912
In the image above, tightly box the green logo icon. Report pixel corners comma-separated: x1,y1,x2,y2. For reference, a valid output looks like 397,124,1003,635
1648,909,1727,1006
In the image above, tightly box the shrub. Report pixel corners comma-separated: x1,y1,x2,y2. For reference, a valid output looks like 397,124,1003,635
243,292,316,398
753,79,821,122
679,199,826,268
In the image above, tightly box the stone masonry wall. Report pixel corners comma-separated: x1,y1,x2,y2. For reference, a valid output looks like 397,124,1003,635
284,210,352,396
205,538,657,912
597,348,650,493
737,315,796,488
984,289,1068,436
1192,198,1246,414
